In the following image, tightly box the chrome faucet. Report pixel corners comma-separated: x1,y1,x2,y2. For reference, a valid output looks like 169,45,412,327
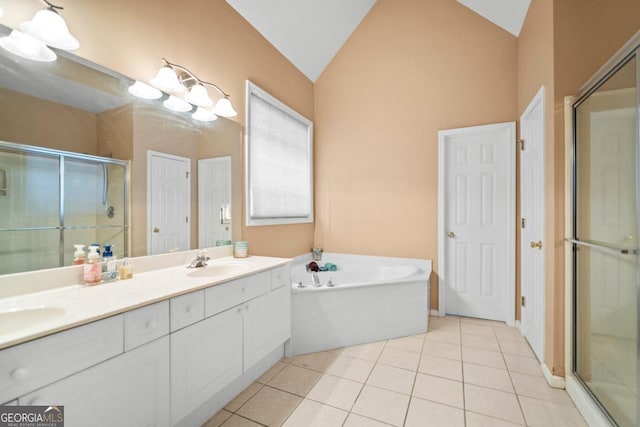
187,250,210,268
311,271,321,287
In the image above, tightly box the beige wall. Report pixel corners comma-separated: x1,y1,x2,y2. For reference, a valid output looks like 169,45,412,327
2,0,316,258
314,0,518,309
516,0,558,373
0,87,97,154
516,0,640,376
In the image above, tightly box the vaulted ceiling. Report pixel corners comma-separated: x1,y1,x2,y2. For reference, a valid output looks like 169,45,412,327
226,0,531,82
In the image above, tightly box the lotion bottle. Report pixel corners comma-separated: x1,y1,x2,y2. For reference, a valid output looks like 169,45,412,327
72,244,86,265
83,245,102,285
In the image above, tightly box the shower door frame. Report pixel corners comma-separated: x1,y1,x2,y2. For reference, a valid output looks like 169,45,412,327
0,140,130,269
565,32,640,426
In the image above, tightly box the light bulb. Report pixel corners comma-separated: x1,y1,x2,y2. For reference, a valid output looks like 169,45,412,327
21,8,79,51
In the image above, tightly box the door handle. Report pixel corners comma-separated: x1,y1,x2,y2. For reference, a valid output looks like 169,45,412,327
530,240,542,249
153,227,160,233
447,232,456,238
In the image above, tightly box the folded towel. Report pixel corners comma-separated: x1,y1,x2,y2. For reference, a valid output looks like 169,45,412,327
324,263,337,271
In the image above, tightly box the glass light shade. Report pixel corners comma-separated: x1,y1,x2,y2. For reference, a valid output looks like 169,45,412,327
21,9,79,51
150,66,185,94
213,97,238,117
192,107,218,122
163,95,192,113
184,84,214,107
0,7,4,18
128,81,163,100
0,30,57,62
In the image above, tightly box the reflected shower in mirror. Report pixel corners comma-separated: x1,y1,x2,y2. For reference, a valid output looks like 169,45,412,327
0,24,242,275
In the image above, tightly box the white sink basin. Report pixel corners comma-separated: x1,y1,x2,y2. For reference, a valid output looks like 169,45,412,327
187,262,253,278
0,307,66,335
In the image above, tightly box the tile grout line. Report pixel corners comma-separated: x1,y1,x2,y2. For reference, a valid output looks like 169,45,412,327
494,322,529,426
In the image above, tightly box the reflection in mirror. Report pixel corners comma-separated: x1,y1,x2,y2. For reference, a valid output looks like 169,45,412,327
0,143,128,275
0,24,242,275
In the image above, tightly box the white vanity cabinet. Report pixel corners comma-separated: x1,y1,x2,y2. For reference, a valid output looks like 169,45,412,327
171,268,291,425
243,284,291,369
0,260,291,427
20,336,170,427
170,306,243,423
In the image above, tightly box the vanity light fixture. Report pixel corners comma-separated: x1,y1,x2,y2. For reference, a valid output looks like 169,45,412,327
149,58,237,117
21,0,79,51
0,7,4,18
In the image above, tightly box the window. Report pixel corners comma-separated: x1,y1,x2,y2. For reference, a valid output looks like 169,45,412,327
246,81,313,226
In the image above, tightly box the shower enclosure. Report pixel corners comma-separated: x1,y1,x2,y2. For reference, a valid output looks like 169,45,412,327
569,39,638,426
0,141,129,275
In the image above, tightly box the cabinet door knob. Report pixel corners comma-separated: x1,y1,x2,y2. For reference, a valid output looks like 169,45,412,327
530,240,543,249
146,320,157,330
11,367,28,380
185,305,192,313
153,227,160,233
447,231,456,238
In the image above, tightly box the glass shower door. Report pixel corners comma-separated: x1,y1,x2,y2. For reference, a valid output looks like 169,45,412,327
573,54,638,426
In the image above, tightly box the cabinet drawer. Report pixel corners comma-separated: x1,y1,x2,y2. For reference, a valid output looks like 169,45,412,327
204,272,271,317
271,264,291,290
0,315,123,403
170,290,204,332
124,301,169,351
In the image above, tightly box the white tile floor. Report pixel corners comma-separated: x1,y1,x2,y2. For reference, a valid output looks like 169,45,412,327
203,316,587,427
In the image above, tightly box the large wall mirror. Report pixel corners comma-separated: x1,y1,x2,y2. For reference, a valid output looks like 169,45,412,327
0,24,242,275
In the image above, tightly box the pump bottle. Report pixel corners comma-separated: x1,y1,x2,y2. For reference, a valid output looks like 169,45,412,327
83,246,102,285
72,244,86,265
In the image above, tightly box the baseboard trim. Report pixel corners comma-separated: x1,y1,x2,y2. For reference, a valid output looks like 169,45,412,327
542,362,566,389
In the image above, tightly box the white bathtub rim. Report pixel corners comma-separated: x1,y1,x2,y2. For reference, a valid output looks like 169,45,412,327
290,252,432,292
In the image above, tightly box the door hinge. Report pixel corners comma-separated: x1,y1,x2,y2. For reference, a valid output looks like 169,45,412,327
186,216,189,223
521,218,526,228
186,171,190,179
521,296,526,307
518,139,525,151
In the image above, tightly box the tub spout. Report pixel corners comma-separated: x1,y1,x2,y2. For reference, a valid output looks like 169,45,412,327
311,271,321,287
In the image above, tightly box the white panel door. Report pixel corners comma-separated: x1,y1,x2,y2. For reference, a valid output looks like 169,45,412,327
439,122,515,322
520,87,545,360
147,151,190,255
198,157,232,247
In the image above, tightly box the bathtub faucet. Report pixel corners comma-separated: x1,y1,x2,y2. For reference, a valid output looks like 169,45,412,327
311,271,321,287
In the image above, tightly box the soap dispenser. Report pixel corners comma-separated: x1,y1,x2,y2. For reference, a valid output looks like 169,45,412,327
72,244,86,265
102,244,118,281
83,245,102,285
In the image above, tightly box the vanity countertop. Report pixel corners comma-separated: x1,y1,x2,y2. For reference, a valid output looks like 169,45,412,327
0,255,290,350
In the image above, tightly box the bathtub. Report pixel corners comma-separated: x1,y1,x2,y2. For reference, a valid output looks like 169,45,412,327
290,253,431,355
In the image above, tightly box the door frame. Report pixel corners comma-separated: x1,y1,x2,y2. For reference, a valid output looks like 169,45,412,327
519,86,546,360
437,122,516,326
147,150,191,254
